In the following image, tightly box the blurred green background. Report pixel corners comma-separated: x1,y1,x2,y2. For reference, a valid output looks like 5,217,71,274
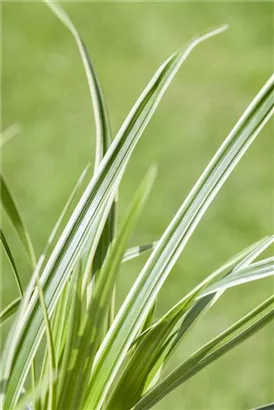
2,2,273,409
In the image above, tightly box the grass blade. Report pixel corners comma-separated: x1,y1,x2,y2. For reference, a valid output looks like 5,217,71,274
45,0,112,166
1,229,23,296
2,25,227,408
200,257,274,297
0,298,21,326
1,165,91,322
51,281,71,365
45,1,116,301
122,242,158,263
47,165,91,251
35,277,56,410
11,372,56,410
56,264,82,409
60,167,156,410
1,175,36,267
134,296,274,410
170,235,274,346
85,74,274,409
107,237,273,408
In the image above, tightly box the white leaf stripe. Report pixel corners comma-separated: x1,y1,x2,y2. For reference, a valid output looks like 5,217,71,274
200,257,274,297
122,242,158,263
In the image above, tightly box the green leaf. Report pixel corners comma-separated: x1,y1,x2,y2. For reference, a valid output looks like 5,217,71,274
12,372,57,410
122,242,158,263
106,237,273,409
200,257,274,297
2,23,227,408
0,298,21,326
163,235,274,361
56,263,82,409
1,175,36,267
45,0,116,294
35,277,56,410
59,167,156,410
1,229,23,296
134,295,274,410
0,165,91,324
84,73,274,409
46,165,91,251
51,281,71,365
45,0,112,165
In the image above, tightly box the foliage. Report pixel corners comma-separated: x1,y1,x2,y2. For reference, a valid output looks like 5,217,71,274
1,2,273,409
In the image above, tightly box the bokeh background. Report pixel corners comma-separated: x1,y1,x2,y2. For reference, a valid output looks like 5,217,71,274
2,2,273,409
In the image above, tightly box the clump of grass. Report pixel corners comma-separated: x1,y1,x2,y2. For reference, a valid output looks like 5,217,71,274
1,2,273,409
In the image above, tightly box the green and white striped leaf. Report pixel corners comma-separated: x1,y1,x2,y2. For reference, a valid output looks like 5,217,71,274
0,298,21,326
134,295,274,410
122,242,158,263
0,165,91,325
85,75,274,409
106,236,273,409
165,235,274,358
45,0,112,165
35,277,56,410
51,281,71,365
55,263,82,409
2,24,227,408
200,257,274,297
45,1,116,285
12,373,56,410
57,167,156,410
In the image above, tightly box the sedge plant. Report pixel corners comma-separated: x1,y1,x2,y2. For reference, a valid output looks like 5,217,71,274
1,2,273,410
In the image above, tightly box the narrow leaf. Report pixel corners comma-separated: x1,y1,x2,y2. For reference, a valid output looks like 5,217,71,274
2,24,227,408
122,242,158,263
62,167,156,410
45,0,112,164
56,264,82,409
36,277,56,410
85,75,274,409
167,235,274,356
0,298,21,326
45,1,116,299
134,296,274,410
1,229,23,296
1,175,36,267
107,237,273,408
200,257,274,297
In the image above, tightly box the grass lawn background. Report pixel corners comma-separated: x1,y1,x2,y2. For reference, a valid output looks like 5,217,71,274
2,2,273,409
